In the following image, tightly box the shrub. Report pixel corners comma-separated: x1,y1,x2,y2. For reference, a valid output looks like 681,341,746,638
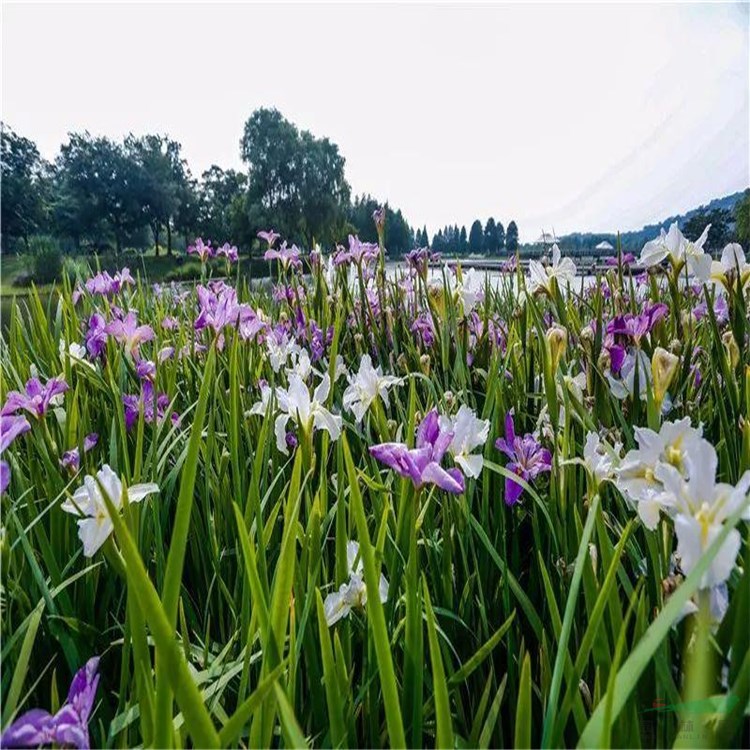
29,237,63,284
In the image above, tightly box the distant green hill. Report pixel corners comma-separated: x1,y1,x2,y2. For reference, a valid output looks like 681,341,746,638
555,189,748,254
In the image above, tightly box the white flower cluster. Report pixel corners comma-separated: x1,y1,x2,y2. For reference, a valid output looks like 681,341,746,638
583,419,750,617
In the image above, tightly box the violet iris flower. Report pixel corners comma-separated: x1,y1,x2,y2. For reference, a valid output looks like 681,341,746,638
264,241,302,270
607,303,668,343
334,235,380,266
85,314,108,359
105,312,154,356
604,253,636,266
370,409,465,494
187,237,213,261
495,412,552,505
405,247,440,274
0,414,31,494
0,656,100,749
3,378,68,419
1,413,31,452
60,433,99,472
257,229,281,248
215,242,239,262
693,295,729,324
122,381,178,431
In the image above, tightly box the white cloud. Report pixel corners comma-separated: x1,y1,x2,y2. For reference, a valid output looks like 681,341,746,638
2,1,747,241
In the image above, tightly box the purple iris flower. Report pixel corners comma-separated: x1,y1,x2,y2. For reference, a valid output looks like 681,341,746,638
0,461,9,494
60,433,99,472
105,312,155,356
0,656,99,749
257,229,280,248
215,242,239,263
411,313,436,348
85,314,108,359
333,235,380,267
370,409,465,494
264,241,302,270
122,381,178,431
187,237,213,262
3,378,68,419
495,412,552,505
135,359,156,381
1,413,31,452
607,303,667,343
604,252,635,267
405,247,440,274
693,295,729,324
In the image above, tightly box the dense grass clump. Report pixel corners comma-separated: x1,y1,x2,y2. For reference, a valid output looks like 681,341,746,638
1,229,749,748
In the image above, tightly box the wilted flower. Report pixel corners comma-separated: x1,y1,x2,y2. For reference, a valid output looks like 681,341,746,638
370,409,465,494
0,656,100,749
323,541,388,627
342,354,402,423
62,465,159,557
495,411,552,505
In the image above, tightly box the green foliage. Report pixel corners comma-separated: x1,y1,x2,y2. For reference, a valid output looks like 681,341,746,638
30,236,63,284
469,219,484,253
506,219,519,253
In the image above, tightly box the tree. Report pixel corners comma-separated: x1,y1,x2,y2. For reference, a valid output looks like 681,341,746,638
126,134,186,256
506,220,519,254
240,107,350,246
347,195,413,255
484,217,499,254
459,225,467,253
55,132,145,253
1,123,48,251
496,221,505,253
469,220,484,253
198,166,247,245
735,190,750,248
683,208,732,250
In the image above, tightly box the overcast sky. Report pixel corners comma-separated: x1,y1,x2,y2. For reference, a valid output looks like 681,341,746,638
3,1,748,241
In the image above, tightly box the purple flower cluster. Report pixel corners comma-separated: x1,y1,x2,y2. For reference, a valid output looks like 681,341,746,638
122,381,179,431
333,235,380,267
370,409,465,494
194,282,266,341
495,412,552,505
607,303,668,343
84,268,134,297
0,657,100,749
264,241,302,270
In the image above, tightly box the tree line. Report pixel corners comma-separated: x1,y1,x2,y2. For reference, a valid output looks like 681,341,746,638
416,218,519,256
0,108,419,257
